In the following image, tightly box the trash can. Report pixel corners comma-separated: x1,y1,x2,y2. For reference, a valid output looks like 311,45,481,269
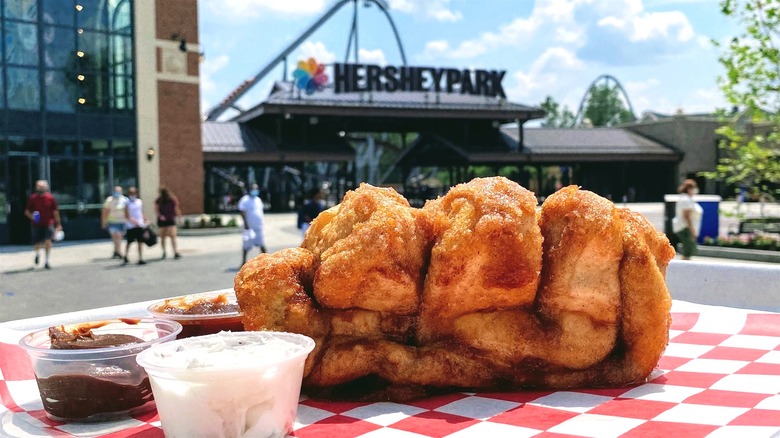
664,194,722,244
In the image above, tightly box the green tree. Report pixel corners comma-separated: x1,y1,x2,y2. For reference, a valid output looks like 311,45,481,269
540,96,576,127
583,83,635,127
709,0,780,198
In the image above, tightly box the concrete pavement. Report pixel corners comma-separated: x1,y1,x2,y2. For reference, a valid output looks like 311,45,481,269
1,202,778,322
0,213,303,322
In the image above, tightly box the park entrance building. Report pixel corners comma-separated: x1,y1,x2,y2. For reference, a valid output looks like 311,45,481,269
202,80,680,212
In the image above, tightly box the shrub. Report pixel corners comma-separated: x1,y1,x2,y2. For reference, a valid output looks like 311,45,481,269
704,233,780,252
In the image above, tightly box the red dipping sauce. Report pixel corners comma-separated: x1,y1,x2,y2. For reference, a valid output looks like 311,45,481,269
147,291,244,338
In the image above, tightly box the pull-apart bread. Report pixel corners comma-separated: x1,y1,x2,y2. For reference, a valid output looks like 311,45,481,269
234,177,674,400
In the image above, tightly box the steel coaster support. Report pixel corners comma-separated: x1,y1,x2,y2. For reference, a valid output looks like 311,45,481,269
206,0,407,121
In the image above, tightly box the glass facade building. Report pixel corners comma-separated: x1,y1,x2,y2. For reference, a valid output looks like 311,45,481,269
0,0,136,243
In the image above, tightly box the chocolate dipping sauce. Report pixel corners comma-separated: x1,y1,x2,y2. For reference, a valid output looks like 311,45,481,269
32,324,154,421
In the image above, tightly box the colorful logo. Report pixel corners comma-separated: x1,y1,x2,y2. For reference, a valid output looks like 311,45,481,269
292,58,328,95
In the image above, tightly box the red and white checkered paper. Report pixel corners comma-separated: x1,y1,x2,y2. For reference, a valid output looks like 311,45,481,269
1,301,779,438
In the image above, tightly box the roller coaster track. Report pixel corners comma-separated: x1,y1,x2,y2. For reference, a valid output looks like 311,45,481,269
205,0,407,121
574,74,636,126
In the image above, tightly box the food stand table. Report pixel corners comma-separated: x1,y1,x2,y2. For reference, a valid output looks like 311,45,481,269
1,298,779,438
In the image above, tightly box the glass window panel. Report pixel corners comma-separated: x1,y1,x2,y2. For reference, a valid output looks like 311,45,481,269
110,34,131,67
109,0,131,34
5,0,38,22
49,158,78,206
77,30,108,71
42,0,76,26
44,70,77,112
43,0,76,26
7,67,40,110
43,26,76,68
8,136,41,153
82,139,108,156
78,72,108,109
5,21,39,66
76,0,108,31
0,67,4,109
112,139,134,157
47,139,78,156
113,158,137,189
0,155,6,224
109,74,132,110
82,159,110,203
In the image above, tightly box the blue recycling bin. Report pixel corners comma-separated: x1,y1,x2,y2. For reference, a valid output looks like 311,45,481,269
664,194,721,243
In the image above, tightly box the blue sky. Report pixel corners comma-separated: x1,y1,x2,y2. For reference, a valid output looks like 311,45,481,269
197,0,736,121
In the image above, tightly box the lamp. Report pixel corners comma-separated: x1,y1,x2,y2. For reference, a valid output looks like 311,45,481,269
171,33,187,52
146,147,156,161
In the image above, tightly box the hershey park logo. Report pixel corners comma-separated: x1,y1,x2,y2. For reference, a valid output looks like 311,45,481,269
333,63,506,98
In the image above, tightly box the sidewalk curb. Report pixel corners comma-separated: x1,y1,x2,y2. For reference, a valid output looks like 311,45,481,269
178,227,240,237
697,245,780,263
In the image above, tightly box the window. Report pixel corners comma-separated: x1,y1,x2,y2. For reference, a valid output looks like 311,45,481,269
43,26,76,69
78,71,108,109
4,0,38,22
8,137,41,153
109,0,132,34
0,147,6,224
113,158,137,188
47,139,78,156
82,159,111,203
76,0,108,31
7,67,40,110
77,30,108,71
82,139,109,156
49,158,78,206
0,67,5,108
42,0,75,27
44,70,77,112
112,139,134,157
5,21,39,66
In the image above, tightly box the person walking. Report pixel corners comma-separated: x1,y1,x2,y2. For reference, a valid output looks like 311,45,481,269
155,186,182,260
297,187,325,238
23,180,62,269
101,186,129,259
238,183,267,265
673,179,703,260
123,186,148,265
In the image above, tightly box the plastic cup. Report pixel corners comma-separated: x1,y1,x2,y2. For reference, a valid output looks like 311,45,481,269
146,290,244,338
19,318,182,422
136,331,315,438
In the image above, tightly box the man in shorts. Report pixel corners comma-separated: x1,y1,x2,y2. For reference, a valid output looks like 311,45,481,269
238,183,267,265
24,180,62,269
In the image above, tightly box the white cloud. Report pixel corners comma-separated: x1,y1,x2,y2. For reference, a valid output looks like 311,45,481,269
388,0,462,22
624,78,661,93
205,0,327,19
507,47,586,104
200,54,230,93
358,48,387,66
419,0,700,66
199,54,230,113
574,0,697,65
297,41,336,64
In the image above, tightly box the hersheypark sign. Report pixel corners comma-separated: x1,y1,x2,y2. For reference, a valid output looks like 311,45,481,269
293,58,506,98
